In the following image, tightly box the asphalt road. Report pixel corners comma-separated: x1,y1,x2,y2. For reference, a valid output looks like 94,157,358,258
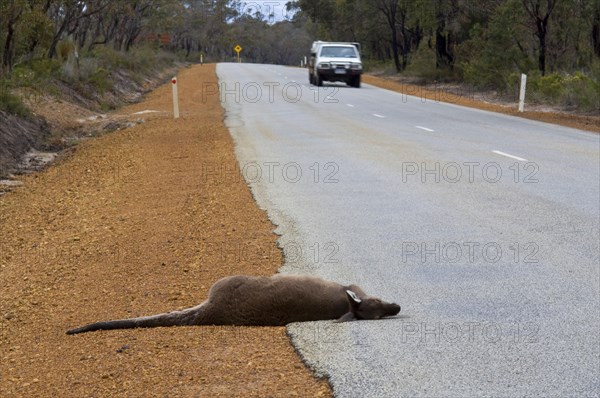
216,63,600,397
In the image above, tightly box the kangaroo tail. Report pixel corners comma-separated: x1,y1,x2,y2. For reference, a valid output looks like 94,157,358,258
66,308,197,335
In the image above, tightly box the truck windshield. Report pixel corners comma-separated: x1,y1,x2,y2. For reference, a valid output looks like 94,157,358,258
320,46,357,58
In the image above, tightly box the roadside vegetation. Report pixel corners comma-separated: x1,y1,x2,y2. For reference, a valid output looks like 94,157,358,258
0,0,313,117
295,0,600,113
2,1,598,116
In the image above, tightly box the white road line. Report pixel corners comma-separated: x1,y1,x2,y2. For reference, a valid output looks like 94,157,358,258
416,126,435,132
373,114,385,118
347,104,355,108
492,150,528,162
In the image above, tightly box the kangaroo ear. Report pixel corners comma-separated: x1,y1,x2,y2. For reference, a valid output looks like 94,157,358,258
346,290,362,304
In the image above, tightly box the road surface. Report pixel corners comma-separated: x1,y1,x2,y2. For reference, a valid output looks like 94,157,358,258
216,63,600,397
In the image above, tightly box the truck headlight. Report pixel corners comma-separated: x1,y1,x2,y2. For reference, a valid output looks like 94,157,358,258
318,63,331,69
350,63,362,70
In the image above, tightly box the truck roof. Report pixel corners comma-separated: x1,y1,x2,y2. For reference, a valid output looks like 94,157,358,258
311,41,361,53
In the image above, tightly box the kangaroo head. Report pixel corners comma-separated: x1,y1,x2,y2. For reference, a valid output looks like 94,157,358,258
336,289,401,322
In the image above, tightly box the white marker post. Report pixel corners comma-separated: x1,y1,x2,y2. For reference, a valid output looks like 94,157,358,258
518,73,527,113
172,76,179,119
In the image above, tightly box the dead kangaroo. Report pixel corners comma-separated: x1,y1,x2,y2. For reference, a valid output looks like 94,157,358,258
66,274,401,334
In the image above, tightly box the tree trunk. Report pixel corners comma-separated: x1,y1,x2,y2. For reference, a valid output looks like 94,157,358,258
435,23,454,69
522,0,557,76
48,22,67,59
399,20,411,69
2,5,23,73
593,8,600,57
3,24,16,72
390,25,401,72
534,13,550,75
377,0,402,72
538,26,547,75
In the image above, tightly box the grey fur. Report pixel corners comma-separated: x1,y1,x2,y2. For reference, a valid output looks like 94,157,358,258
66,274,401,334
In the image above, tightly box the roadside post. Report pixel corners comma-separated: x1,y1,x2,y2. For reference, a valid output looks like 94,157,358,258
519,73,527,112
234,44,242,63
172,77,179,119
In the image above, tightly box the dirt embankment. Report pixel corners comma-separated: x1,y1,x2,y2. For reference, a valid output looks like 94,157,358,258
363,75,600,133
1,65,182,181
0,64,332,397
0,111,49,179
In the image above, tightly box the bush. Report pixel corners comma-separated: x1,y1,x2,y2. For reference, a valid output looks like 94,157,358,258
60,60,77,82
86,45,178,75
87,46,129,70
562,70,600,111
0,81,31,117
78,57,99,79
10,67,37,88
87,68,111,93
11,58,61,86
405,46,458,83
362,59,397,75
524,69,600,112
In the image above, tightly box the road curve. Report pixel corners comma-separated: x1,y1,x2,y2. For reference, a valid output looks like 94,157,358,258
216,63,600,397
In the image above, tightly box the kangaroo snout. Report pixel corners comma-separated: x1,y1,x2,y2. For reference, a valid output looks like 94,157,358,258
343,290,402,321
389,303,401,316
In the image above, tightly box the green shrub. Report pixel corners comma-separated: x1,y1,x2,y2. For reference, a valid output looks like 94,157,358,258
362,59,397,75
520,69,600,112
562,71,600,111
539,73,563,102
10,67,37,87
86,45,178,75
11,58,61,86
88,46,129,69
405,46,458,83
87,68,111,93
78,57,99,80
99,101,115,112
29,58,62,79
128,46,155,71
0,81,31,117
60,61,77,82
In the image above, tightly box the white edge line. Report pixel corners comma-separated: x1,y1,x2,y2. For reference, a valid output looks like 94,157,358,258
492,150,528,162
347,104,355,107
373,114,385,118
416,126,435,132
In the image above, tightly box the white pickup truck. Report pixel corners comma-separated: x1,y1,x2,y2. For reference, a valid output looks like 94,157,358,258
308,41,362,88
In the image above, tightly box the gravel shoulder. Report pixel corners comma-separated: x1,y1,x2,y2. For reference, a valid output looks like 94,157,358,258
0,64,331,397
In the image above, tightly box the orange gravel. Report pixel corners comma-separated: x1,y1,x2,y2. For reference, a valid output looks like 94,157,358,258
0,64,332,397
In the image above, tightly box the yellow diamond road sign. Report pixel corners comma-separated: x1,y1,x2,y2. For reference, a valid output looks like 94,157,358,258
234,45,242,53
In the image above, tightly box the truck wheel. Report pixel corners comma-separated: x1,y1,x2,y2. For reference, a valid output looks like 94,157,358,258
349,75,361,88
316,73,323,87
